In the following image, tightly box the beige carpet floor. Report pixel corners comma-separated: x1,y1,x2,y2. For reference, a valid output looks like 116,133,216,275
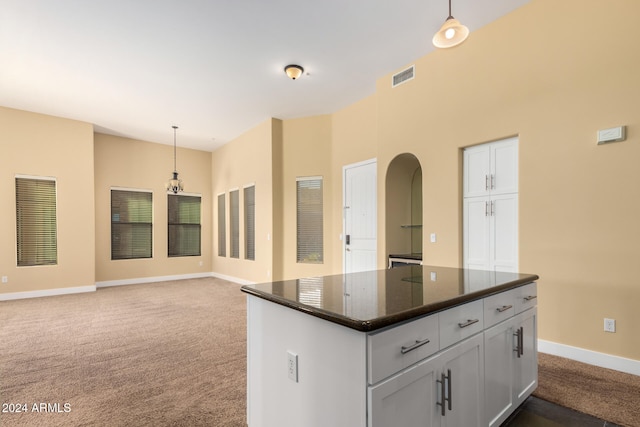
2,277,639,426
534,352,640,427
0,278,247,427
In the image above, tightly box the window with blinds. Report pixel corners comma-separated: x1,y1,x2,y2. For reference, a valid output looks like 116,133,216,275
15,176,58,266
217,193,226,257
244,185,255,261
230,189,240,258
296,177,323,263
168,194,201,257
111,189,152,260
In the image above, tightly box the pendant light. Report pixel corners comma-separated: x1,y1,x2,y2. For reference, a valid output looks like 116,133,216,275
166,125,184,194
432,0,469,49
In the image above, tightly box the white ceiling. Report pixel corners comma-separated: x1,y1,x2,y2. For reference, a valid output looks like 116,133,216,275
1,0,530,152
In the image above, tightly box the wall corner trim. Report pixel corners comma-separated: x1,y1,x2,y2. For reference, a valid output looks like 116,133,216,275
538,339,640,376
0,285,96,301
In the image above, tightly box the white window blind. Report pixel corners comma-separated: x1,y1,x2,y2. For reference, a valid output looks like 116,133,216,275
15,177,57,266
218,193,226,257
111,189,152,260
168,194,201,257
244,185,255,261
230,189,240,259
296,177,323,263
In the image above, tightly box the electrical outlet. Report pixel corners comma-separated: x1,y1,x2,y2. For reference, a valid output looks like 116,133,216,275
1,276,7,284
604,318,616,333
287,351,298,382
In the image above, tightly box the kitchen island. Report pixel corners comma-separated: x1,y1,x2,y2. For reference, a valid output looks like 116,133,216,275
241,265,539,427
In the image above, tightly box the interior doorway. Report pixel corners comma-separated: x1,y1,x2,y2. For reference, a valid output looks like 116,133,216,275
343,159,377,274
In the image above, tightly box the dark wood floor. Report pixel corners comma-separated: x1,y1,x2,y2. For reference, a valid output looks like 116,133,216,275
501,397,621,427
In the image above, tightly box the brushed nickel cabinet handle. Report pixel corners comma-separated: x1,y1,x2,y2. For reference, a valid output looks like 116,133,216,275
400,338,430,355
513,328,521,358
437,372,446,416
458,319,479,328
496,305,513,313
446,369,452,411
519,327,524,357
485,175,489,191
524,295,537,301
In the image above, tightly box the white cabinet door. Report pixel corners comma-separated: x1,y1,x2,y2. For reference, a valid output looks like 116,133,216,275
484,307,537,427
369,333,484,427
463,197,491,271
484,319,516,427
490,193,518,273
464,145,491,198
463,138,518,198
369,355,440,427
440,333,485,427
491,138,518,195
463,138,518,272
513,308,538,404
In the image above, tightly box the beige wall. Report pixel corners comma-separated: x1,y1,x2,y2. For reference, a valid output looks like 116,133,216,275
2,0,638,364
94,133,212,282
211,118,274,283
0,107,95,293
330,95,378,270
375,0,640,360
279,115,334,280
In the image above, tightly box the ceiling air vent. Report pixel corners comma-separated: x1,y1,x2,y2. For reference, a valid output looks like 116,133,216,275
392,65,415,88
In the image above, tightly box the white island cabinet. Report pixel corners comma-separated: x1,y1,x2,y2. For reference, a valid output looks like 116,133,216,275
242,266,538,427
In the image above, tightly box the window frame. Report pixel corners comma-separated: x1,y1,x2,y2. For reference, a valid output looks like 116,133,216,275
229,188,240,259
110,187,153,260
217,192,226,257
296,176,324,264
244,184,256,261
167,192,202,258
15,175,58,267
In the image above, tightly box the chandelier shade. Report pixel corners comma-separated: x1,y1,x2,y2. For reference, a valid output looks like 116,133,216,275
166,125,184,194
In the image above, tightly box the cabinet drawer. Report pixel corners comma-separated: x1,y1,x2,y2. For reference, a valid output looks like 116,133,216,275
514,282,537,313
368,313,439,385
439,299,484,349
484,289,517,328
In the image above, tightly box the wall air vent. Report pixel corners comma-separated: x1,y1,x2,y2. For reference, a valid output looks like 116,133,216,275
392,65,415,88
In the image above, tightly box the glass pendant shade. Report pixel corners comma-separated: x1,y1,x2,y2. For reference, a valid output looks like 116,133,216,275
166,125,184,194
432,17,469,48
166,171,184,194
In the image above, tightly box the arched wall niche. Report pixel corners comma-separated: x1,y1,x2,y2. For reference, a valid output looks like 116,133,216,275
385,153,423,262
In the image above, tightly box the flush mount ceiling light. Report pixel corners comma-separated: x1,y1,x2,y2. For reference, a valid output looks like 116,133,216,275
432,0,469,49
165,125,184,194
284,64,304,80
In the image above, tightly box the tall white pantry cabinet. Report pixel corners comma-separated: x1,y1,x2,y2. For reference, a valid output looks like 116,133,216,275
463,138,519,272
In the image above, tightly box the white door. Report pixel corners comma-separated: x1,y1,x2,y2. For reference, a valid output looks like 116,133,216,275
344,159,377,274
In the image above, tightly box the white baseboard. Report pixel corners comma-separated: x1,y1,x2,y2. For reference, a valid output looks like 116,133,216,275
96,272,213,288
210,271,256,286
0,285,96,301
538,339,640,376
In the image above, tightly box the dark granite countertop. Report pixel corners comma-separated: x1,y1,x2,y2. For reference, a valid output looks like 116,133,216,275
241,265,538,332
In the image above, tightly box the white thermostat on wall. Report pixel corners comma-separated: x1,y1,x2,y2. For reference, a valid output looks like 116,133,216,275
597,126,626,145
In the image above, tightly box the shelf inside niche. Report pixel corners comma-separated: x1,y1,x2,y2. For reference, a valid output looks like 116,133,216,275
400,224,423,228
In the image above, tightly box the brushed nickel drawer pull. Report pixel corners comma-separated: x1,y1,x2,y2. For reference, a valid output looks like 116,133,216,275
437,372,446,416
524,295,537,301
496,305,513,313
458,318,479,328
400,338,431,355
